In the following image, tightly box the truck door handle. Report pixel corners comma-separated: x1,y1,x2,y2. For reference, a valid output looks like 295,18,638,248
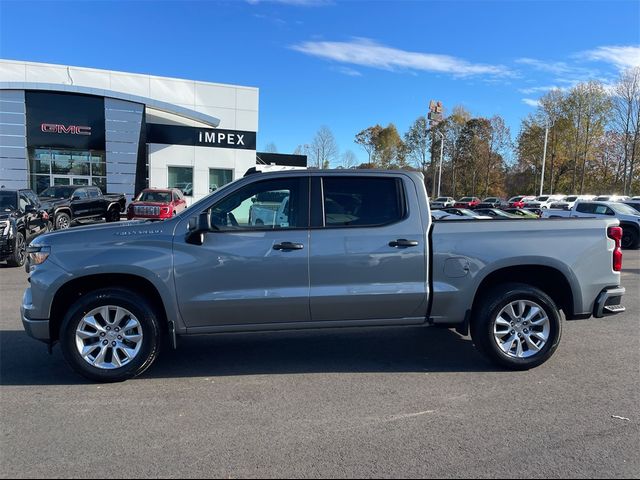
273,242,304,251
389,239,419,248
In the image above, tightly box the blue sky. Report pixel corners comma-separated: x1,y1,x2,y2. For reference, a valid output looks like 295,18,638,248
1,0,639,165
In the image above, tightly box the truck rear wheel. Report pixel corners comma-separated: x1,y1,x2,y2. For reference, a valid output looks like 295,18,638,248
60,288,162,382
106,206,120,222
470,283,562,370
55,212,71,230
621,227,639,249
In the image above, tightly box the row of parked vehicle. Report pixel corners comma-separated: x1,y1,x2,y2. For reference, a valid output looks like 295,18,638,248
430,193,640,249
0,185,191,267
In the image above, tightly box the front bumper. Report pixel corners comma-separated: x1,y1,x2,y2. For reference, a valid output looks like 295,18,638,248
593,286,626,318
21,287,50,343
0,234,15,260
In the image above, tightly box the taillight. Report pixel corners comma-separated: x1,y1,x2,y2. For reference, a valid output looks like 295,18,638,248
608,226,623,272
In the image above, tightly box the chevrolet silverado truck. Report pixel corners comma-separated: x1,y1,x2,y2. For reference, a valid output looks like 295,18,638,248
21,170,626,382
38,185,126,230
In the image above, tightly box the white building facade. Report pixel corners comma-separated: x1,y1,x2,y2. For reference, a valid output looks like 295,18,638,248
0,60,259,202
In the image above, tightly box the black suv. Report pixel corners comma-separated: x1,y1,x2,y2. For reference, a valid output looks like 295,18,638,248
0,188,51,267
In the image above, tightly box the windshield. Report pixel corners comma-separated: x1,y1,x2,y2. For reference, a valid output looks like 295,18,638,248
508,196,523,202
40,186,75,199
483,198,498,202
536,196,549,201
565,196,578,202
137,191,171,203
611,203,640,216
435,197,449,202
459,197,473,202
0,191,17,212
595,196,610,201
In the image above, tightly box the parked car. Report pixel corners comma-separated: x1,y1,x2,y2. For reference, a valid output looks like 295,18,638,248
543,201,640,249
430,197,456,209
22,170,626,382
474,208,520,219
631,196,640,201
524,194,566,210
549,195,596,210
476,197,506,209
127,188,188,221
594,195,630,202
502,208,539,219
0,188,50,267
453,197,481,209
442,207,492,219
39,186,126,230
623,201,640,214
507,195,536,208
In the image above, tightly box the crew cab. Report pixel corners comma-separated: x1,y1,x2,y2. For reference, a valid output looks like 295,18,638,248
39,186,126,230
22,170,626,382
549,195,596,210
0,188,50,267
543,201,640,249
126,188,187,220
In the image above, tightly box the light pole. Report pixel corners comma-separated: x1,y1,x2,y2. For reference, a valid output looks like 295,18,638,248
539,125,549,196
436,131,444,197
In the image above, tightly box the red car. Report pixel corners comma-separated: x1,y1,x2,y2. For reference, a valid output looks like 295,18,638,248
127,188,187,220
453,196,481,209
507,195,536,209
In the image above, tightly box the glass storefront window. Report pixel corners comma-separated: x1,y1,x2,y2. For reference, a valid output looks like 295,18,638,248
168,166,193,196
29,148,106,194
209,169,233,192
92,177,107,193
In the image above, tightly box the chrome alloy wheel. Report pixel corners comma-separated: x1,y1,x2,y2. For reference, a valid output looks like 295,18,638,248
75,306,143,369
493,300,550,359
56,215,70,229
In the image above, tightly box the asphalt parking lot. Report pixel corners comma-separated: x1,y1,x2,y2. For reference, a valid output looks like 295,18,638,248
1,253,639,478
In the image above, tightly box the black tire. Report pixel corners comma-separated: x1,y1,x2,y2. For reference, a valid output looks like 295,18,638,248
60,288,162,382
470,282,562,370
621,226,639,250
55,212,71,230
105,206,121,223
6,231,26,267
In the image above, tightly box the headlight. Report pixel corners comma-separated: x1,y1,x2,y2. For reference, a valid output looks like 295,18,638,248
0,220,9,236
27,245,51,265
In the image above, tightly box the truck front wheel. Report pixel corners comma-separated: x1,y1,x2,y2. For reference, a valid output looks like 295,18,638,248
106,206,120,222
471,283,562,370
60,288,162,382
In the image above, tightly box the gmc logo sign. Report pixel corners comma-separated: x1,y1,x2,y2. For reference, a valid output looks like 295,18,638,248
41,123,92,135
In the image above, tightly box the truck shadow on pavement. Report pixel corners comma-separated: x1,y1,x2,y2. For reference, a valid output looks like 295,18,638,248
0,327,499,386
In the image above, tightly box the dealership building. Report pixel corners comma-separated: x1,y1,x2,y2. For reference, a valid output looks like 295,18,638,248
0,59,302,202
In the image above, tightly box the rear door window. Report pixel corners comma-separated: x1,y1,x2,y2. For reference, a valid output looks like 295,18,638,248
576,203,596,214
321,177,405,227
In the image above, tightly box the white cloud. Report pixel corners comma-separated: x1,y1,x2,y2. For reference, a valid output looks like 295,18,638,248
291,38,512,78
518,85,563,94
522,98,540,107
333,66,362,77
581,45,640,71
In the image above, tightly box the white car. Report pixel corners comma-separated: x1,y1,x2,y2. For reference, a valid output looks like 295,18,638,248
549,195,596,210
594,195,630,202
430,197,456,209
525,194,566,210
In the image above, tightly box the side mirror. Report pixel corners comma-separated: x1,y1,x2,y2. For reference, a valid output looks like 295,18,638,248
186,212,211,245
24,204,36,213
72,195,81,201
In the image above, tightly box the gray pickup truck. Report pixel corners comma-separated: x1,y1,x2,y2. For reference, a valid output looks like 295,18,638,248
21,170,626,382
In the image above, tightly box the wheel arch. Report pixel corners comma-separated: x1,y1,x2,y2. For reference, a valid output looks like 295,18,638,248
470,264,575,327
49,273,169,344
